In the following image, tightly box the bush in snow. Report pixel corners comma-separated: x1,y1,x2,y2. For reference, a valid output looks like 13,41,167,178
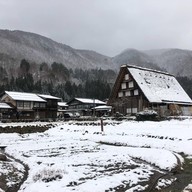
136,109,158,121
33,168,65,182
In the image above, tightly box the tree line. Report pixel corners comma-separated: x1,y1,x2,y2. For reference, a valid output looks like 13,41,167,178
0,59,116,101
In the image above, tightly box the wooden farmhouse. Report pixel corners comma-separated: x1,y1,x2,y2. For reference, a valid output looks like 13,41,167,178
38,94,61,119
67,98,106,116
1,91,60,120
108,65,192,116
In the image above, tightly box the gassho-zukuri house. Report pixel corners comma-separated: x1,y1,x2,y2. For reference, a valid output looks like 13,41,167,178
107,64,192,116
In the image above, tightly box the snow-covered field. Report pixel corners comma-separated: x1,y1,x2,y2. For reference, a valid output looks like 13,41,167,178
0,118,192,191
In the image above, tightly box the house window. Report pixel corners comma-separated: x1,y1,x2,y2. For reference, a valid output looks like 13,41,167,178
126,108,131,114
132,108,138,114
125,74,129,80
40,103,46,108
134,89,139,95
24,101,31,109
126,108,138,114
125,91,131,96
129,81,134,88
118,92,123,97
17,101,23,109
34,102,40,108
121,83,126,89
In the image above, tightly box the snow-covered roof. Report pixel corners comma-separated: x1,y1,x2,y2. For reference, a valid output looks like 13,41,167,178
0,102,12,109
5,91,46,102
38,94,61,100
75,98,105,105
58,102,68,107
92,105,112,111
127,65,192,104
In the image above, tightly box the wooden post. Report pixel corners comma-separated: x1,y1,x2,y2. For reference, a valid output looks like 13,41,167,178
93,98,95,117
101,118,104,132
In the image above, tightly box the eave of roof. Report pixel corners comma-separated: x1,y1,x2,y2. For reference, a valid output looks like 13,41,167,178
38,94,61,100
5,91,46,102
67,98,105,105
75,98,105,105
92,105,112,111
161,100,192,105
58,102,68,107
125,64,173,76
0,102,12,109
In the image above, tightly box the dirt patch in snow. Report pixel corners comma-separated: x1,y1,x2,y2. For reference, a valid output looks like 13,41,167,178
153,156,192,192
0,152,29,192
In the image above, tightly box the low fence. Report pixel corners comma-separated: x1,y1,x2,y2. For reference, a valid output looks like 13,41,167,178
0,116,100,123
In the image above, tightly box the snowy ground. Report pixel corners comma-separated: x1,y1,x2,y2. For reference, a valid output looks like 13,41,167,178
0,118,192,191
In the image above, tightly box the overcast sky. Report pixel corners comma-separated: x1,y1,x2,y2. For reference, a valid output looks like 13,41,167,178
0,0,192,56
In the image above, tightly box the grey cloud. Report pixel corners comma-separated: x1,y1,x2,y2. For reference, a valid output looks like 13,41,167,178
0,0,192,56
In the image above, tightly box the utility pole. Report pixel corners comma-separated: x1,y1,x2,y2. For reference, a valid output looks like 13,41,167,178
93,98,95,117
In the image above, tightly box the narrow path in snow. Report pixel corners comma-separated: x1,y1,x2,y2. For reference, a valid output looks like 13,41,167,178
157,156,192,192
4,152,29,192
98,141,179,191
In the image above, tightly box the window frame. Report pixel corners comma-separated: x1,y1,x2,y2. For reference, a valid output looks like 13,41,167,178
118,92,123,98
125,74,129,80
129,81,134,88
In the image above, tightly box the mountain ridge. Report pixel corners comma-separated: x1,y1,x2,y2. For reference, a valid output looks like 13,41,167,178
0,29,114,70
0,29,192,78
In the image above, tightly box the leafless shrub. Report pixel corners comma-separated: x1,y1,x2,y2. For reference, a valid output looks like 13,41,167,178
33,168,66,182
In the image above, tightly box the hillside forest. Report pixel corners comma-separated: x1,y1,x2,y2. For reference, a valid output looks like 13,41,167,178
0,59,115,101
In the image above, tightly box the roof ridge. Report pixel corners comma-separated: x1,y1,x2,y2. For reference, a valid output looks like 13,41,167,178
121,64,174,76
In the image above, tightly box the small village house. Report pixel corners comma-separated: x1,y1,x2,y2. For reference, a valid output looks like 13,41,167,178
57,102,68,117
0,91,60,120
92,105,112,117
108,64,192,116
66,98,106,116
38,94,61,119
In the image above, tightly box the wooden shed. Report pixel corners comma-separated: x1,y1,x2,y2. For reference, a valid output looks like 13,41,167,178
67,98,106,116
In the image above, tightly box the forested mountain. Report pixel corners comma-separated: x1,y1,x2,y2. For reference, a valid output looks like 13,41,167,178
144,49,192,78
0,29,114,71
1,29,192,77
112,48,161,70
